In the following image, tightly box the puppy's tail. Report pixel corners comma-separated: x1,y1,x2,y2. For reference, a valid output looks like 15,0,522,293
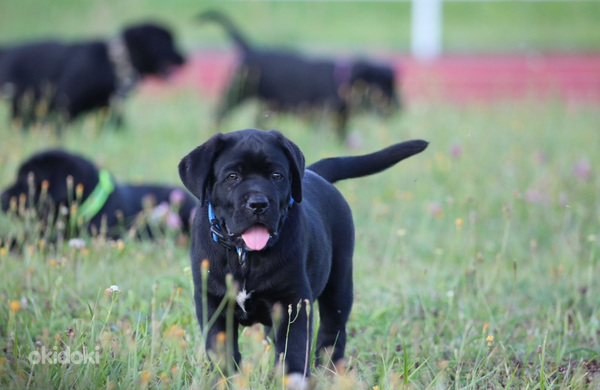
197,10,251,53
308,140,429,184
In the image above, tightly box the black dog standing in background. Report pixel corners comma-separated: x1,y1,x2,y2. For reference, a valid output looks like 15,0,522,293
0,23,184,127
197,11,400,140
1,149,197,241
179,129,427,389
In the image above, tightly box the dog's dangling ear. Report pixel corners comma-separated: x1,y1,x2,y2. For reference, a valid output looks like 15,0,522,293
270,130,305,203
178,134,225,204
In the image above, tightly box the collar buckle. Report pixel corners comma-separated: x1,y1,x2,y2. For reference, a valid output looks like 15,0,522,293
237,247,247,265
210,224,233,250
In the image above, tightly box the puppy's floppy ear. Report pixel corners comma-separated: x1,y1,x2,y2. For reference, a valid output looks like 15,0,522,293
178,134,225,204
270,130,305,203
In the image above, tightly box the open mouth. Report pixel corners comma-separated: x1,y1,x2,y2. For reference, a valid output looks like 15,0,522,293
240,224,271,251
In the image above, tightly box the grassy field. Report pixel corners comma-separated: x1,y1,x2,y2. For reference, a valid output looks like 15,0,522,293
0,92,599,388
1,1,600,389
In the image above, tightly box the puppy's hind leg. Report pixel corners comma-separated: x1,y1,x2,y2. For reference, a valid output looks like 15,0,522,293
315,250,354,369
333,102,349,142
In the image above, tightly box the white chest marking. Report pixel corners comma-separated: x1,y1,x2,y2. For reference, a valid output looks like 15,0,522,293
236,289,252,313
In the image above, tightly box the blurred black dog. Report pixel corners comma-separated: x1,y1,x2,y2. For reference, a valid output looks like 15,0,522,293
0,23,184,127
197,11,400,140
178,129,426,387
1,149,196,240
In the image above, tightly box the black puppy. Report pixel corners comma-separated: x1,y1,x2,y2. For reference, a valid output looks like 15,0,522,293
1,149,196,241
0,23,184,127
198,11,400,140
178,129,427,388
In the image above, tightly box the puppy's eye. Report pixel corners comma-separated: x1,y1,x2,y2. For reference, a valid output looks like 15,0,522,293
226,173,240,181
272,172,283,181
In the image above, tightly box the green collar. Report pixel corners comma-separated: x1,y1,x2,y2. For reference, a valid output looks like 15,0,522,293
76,169,115,222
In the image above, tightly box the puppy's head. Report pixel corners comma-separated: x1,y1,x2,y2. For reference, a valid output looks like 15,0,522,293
1,150,100,219
122,23,185,77
351,61,400,113
179,129,305,251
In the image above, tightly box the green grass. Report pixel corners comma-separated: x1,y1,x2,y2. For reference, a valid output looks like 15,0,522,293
0,0,599,53
0,89,599,388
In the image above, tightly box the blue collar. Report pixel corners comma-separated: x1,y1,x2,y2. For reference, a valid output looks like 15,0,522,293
207,197,294,264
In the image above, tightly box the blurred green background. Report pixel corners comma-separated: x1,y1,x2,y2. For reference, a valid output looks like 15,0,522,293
1,0,599,54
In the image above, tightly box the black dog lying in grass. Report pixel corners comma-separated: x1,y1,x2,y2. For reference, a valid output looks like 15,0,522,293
197,11,400,140
1,149,196,245
178,129,426,388
0,23,184,128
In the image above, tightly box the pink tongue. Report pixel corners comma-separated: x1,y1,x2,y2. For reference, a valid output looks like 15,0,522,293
241,225,270,251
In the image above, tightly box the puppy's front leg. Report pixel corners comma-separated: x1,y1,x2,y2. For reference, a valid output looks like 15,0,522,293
273,299,313,378
196,295,241,373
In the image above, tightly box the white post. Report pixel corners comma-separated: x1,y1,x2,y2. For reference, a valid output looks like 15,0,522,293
411,0,443,61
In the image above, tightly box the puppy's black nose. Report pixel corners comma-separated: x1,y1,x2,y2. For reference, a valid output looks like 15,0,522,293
247,195,269,215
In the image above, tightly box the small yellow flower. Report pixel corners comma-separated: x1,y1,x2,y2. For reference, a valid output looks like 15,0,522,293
455,218,463,228
0,247,7,257
216,331,227,344
76,183,84,199
10,300,20,313
201,259,210,273
486,335,495,346
217,377,228,390
49,259,56,267
483,322,490,332
140,370,151,385
116,240,125,251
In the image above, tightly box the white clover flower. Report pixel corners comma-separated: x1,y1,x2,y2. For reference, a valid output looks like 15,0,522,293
68,238,86,249
104,285,121,297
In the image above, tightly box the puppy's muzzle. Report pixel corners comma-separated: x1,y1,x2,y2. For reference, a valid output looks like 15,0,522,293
246,194,269,215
